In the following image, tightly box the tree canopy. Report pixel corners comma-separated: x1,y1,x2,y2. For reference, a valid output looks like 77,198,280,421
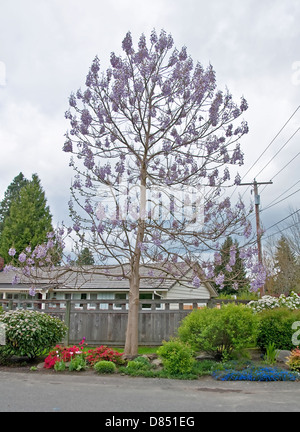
273,236,300,295
0,174,53,264
0,172,29,235
5,30,265,355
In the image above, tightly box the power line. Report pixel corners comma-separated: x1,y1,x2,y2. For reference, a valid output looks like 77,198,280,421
269,150,300,182
262,179,300,210
230,105,300,199
243,105,300,182
254,126,300,179
262,185,300,212
264,208,300,232
264,220,300,241
259,149,300,195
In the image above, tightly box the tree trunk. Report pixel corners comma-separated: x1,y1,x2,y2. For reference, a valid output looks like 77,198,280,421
124,163,147,357
124,271,140,356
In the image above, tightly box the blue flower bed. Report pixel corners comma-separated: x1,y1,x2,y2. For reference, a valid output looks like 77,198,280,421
212,366,299,382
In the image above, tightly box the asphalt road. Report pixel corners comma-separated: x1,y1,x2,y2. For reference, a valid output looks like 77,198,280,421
0,370,299,413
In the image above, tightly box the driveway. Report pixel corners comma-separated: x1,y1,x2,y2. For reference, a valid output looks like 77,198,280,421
0,370,299,413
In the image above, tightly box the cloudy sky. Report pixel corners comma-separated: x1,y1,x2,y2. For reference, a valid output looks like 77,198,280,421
0,0,299,247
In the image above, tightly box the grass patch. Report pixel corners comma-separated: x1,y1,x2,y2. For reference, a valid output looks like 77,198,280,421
112,346,159,355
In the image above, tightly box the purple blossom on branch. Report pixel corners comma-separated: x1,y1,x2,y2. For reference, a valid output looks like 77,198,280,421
215,272,225,288
5,30,257,357
18,252,27,263
8,248,16,257
192,276,201,288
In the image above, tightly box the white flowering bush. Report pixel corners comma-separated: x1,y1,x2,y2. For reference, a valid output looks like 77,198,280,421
0,309,67,361
248,291,300,313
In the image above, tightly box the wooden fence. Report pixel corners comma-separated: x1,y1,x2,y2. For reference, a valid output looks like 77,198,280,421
0,298,249,346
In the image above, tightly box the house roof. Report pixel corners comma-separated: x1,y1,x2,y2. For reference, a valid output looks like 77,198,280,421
0,263,218,297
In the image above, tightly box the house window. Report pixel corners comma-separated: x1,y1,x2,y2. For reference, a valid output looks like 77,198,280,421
18,293,34,310
88,293,97,310
140,293,162,310
49,293,66,309
73,293,87,309
97,293,114,310
114,293,127,310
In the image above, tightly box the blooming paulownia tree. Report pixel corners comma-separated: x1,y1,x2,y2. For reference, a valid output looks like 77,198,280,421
5,30,266,356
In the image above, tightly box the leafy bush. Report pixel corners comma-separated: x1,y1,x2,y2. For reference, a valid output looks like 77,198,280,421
54,360,67,371
45,346,86,372
193,359,219,377
157,339,195,375
69,355,87,371
248,291,300,313
85,345,124,366
0,309,67,360
44,345,84,369
127,356,152,371
256,308,300,351
178,303,258,360
286,347,300,372
94,360,116,374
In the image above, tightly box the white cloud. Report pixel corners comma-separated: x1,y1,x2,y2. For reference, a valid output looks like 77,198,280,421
0,101,71,224
0,0,299,242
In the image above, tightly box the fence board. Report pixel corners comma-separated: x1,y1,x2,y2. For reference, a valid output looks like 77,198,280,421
0,298,249,346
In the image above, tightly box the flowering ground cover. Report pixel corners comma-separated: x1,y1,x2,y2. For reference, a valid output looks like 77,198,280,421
43,342,125,370
212,365,299,382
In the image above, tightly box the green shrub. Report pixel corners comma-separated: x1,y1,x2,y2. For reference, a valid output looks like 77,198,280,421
193,359,219,376
54,360,67,371
127,356,151,371
157,339,195,375
178,303,258,360
0,309,67,361
118,356,163,378
257,308,300,351
69,355,87,371
94,360,116,374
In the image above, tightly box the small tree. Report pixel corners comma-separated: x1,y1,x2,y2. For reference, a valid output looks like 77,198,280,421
273,236,299,295
5,30,266,356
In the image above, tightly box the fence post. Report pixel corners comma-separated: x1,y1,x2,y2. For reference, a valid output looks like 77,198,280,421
64,300,71,346
207,299,215,309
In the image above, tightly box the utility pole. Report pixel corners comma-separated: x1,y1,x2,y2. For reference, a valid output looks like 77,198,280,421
238,179,273,296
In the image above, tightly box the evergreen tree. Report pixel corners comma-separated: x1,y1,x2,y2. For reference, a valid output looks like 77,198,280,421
0,173,29,235
76,247,95,266
0,174,54,263
214,236,248,295
273,236,299,295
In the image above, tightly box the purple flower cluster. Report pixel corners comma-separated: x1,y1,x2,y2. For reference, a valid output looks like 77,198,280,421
4,229,68,284
5,29,259,298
